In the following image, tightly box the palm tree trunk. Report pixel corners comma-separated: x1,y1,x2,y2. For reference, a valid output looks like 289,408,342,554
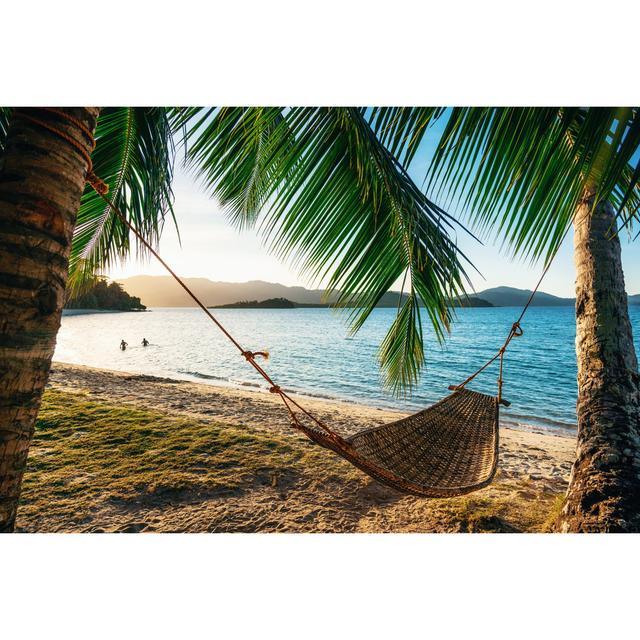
0,107,100,532
556,196,640,532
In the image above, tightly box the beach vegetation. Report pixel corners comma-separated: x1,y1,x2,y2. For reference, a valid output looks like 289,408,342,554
65,277,146,311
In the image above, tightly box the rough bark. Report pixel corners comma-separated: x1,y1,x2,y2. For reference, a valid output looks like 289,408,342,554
556,197,640,532
0,107,100,532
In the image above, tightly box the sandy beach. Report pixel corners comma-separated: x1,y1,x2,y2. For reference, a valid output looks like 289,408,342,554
16,362,576,532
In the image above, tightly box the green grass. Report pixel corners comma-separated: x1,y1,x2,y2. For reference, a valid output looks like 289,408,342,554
18,389,326,529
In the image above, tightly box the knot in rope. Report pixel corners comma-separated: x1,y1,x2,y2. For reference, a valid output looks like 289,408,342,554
511,322,523,337
269,385,282,395
87,171,109,195
242,350,269,361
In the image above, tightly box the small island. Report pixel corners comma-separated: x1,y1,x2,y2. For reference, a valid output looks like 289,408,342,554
449,295,494,308
212,297,326,309
66,278,147,311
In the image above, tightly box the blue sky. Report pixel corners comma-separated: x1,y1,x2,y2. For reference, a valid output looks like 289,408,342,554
108,114,640,297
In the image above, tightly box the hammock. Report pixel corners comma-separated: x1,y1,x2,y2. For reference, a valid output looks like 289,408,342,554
297,388,499,497
104,236,521,497
17,108,557,499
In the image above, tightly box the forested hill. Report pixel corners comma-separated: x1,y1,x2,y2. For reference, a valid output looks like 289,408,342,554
213,298,305,309
476,286,573,307
66,279,146,311
450,295,493,307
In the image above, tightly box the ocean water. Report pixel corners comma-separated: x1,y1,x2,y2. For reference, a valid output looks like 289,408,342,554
54,306,640,435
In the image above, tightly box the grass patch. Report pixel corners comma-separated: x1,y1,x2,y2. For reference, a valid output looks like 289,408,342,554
17,389,325,530
541,494,566,532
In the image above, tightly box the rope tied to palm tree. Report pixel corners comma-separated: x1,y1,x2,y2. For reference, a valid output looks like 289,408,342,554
12,107,110,196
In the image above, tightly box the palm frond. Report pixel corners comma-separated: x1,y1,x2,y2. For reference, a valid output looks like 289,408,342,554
171,107,290,230
420,107,640,262
367,107,446,167
0,107,11,155
176,106,474,393
68,107,175,295
378,293,424,394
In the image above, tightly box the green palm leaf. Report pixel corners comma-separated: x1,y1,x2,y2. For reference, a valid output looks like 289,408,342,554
0,107,11,154
376,107,640,262
367,107,446,167
175,106,475,393
68,107,175,294
172,107,290,231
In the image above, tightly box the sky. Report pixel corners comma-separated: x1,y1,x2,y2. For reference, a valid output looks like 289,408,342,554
108,115,640,298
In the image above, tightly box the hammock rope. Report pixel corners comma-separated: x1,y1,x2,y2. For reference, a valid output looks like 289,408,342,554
15,107,569,497
448,226,570,404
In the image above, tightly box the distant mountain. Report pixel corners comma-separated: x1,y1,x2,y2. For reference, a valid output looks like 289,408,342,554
118,276,639,309
216,295,495,309
474,286,574,307
117,276,405,308
474,287,640,307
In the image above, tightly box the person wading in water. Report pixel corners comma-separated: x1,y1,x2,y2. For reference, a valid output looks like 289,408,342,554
120,339,128,351
142,338,149,347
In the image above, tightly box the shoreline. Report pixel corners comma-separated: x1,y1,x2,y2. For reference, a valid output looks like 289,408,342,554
47,362,575,466
62,308,148,316
52,357,577,437
48,362,576,448
48,361,409,438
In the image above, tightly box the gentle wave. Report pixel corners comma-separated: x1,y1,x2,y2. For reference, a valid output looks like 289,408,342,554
178,369,227,382
131,364,581,427
177,369,362,405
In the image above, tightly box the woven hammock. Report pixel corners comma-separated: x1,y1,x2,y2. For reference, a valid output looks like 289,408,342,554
25,105,556,501
294,388,499,497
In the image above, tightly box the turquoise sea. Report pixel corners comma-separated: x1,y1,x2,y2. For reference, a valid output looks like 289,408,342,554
55,306,640,434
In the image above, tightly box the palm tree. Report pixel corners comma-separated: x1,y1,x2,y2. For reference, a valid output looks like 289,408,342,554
0,107,174,531
366,107,640,531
